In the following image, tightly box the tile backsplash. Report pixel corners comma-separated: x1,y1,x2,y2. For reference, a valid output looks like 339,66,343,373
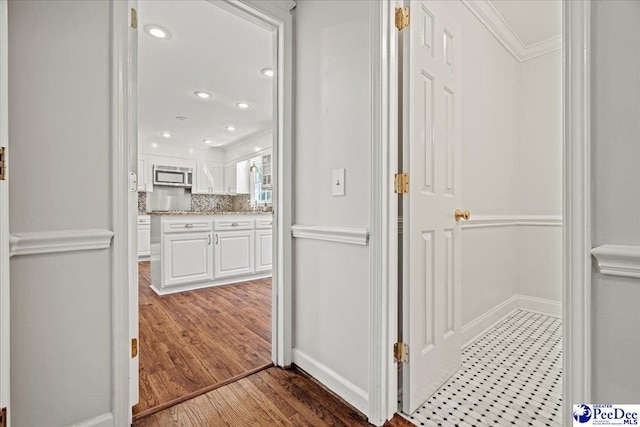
138,191,251,213
191,194,233,212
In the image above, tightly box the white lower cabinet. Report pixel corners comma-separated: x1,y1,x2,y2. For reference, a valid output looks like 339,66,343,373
214,230,254,279
163,232,214,287
138,215,151,259
255,229,273,273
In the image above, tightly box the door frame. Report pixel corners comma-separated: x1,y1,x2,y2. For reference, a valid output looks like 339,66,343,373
110,0,295,425
0,0,9,424
371,0,592,425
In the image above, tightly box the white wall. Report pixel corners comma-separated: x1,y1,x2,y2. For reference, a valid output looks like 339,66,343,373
591,0,640,402
516,50,562,303
292,0,371,412
8,1,113,426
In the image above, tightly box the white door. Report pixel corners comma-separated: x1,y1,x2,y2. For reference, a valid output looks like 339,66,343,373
128,0,139,412
214,231,254,279
163,232,214,287
0,0,9,423
403,0,463,414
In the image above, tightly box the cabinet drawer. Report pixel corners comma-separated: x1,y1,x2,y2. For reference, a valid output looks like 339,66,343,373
214,219,254,231
255,217,273,229
163,220,212,233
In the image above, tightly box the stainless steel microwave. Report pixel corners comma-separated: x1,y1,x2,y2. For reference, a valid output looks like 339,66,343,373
153,165,193,188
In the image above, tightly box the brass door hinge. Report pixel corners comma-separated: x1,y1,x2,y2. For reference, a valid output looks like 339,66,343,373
395,7,410,31
131,8,138,29
394,342,408,363
394,173,409,194
0,407,7,427
0,147,5,181
131,338,138,358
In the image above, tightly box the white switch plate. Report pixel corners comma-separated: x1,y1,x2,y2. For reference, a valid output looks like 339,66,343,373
332,168,345,196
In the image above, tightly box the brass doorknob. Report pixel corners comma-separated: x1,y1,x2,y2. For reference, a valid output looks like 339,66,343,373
454,209,471,221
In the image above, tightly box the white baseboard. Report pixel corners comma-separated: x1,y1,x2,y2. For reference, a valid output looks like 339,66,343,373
462,294,563,348
68,413,113,427
292,348,369,416
516,295,562,318
462,295,518,348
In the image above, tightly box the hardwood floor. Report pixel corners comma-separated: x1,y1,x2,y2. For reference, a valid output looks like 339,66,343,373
135,262,272,419
134,366,414,427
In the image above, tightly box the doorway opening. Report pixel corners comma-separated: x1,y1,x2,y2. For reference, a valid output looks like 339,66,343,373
396,0,564,425
132,0,278,420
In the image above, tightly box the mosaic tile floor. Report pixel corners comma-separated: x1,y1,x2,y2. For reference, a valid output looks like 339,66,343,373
406,309,562,427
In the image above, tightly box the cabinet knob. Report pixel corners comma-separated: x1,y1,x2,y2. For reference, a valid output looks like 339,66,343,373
454,209,471,222
185,224,194,228
231,222,239,227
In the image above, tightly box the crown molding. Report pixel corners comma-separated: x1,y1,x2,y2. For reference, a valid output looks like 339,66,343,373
9,229,114,257
461,0,561,62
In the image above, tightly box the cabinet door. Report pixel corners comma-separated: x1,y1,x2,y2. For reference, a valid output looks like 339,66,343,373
224,164,236,194
235,160,251,194
163,232,213,287
255,229,272,273
214,230,254,279
137,158,147,191
138,227,150,257
195,162,224,194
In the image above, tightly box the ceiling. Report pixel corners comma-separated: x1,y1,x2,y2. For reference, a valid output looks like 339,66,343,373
490,0,562,47
138,1,273,149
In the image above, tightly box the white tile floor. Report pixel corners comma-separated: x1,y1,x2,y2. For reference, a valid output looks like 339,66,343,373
406,309,562,427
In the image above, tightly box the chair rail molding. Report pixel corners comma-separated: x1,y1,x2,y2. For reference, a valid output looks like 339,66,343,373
9,229,114,257
291,225,370,246
461,214,562,229
460,0,562,62
591,245,640,279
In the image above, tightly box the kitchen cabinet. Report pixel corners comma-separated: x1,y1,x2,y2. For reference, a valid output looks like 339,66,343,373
224,164,237,195
213,230,255,279
193,162,224,194
138,215,150,259
162,231,214,287
255,229,272,273
137,156,151,192
235,160,251,194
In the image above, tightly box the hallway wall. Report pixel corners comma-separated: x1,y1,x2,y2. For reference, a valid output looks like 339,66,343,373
591,0,640,402
8,1,113,426
291,0,372,415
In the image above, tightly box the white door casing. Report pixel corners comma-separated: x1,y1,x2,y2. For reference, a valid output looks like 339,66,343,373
0,0,9,423
403,0,463,414
128,0,140,410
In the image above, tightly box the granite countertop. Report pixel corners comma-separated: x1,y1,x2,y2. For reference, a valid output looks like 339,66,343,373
148,211,272,216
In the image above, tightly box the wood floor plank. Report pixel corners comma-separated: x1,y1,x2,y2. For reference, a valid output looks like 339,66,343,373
134,366,412,427
134,262,272,418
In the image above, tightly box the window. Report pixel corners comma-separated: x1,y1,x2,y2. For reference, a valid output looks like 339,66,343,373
250,156,272,205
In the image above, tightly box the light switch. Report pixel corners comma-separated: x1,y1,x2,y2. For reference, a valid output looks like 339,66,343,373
332,168,345,196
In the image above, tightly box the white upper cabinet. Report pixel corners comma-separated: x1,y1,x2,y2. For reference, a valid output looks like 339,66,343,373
235,159,251,194
193,162,224,194
224,164,237,195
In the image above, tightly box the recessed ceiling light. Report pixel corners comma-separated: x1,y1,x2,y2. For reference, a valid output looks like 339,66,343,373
151,143,158,148
261,68,274,77
225,125,236,132
160,131,171,138
254,147,261,152
144,25,172,40
235,102,251,109
195,91,212,99
203,139,213,144
189,148,194,154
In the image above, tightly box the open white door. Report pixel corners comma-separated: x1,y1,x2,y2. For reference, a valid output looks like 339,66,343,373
402,0,463,414
129,0,139,412
0,0,9,424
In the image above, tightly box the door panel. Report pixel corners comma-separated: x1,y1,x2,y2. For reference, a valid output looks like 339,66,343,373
403,0,463,414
